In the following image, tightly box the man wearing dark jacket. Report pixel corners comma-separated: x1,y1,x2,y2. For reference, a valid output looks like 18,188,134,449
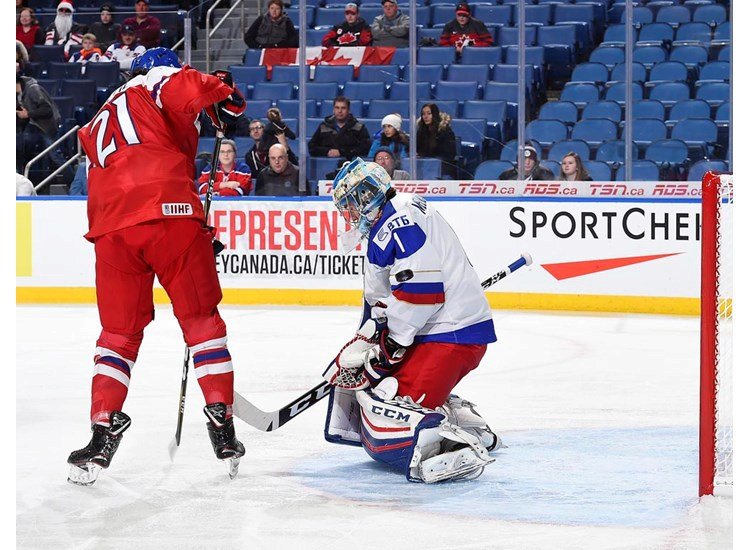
255,144,306,196
499,145,555,181
89,3,121,51
309,96,372,160
322,3,373,47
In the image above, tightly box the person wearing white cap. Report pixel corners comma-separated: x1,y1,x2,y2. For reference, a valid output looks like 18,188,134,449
44,1,87,59
322,3,373,47
499,145,555,181
367,113,409,159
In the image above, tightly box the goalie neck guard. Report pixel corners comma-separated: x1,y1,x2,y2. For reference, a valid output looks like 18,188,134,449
332,158,392,244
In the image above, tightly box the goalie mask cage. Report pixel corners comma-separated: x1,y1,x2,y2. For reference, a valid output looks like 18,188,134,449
699,171,733,497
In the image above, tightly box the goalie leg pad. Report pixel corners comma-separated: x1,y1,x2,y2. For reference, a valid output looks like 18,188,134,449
324,386,362,446
355,388,494,482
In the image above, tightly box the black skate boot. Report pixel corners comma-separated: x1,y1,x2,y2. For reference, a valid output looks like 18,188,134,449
204,403,245,479
67,411,131,486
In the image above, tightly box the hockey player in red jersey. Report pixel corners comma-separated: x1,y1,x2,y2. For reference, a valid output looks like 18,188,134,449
67,48,247,486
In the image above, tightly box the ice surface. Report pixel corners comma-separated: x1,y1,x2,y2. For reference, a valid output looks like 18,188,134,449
16,305,732,549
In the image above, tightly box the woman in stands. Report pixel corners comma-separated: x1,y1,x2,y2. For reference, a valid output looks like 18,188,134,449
416,103,458,179
17,7,44,53
559,152,592,181
368,113,409,160
244,0,299,49
198,139,254,196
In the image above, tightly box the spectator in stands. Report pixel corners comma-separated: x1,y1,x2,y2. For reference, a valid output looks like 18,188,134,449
259,107,299,168
256,143,305,196
368,114,409,159
374,147,410,180
45,1,87,60
371,0,409,47
69,160,88,195
244,119,266,179
17,8,44,54
309,96,372,160
439,2,493,55
106,25,146,71
89,3,121,52
322,3,373,47
16,173,37,197
416,103,457,179
122,0,162,49
16,40,30,76
198,139,254,196
559,152,592,182
69,33,105,65
244,0,299,50
17,0,27,17
499,145,555,181
16,74,73,181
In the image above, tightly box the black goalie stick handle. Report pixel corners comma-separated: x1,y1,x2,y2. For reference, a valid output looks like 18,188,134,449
233,253,533,431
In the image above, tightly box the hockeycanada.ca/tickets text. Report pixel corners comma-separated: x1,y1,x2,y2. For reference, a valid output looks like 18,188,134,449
215,253,365,276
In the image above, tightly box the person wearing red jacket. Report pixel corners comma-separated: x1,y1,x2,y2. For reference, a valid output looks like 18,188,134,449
122,0,162,49
322,3,373,47
67,48,247,486
198,139,254,196
439,2,493,54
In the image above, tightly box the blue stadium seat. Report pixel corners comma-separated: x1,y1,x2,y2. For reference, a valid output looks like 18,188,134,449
286,6,315,28
536,25,576,72
569,62,609,85
582,100,622,123
306,118,326,140
497,25,537,47
228,65,268,84
633,99,666,120
621,7,654,25
270,65,303,84
244,99,273,121
252,82,295,100
697,61,730,84
417,48,455,66
601,24,630,47
605,82,644,104
548,139,591,162
447,64,491,88
615,160,660,181
584,160,613,181
472,5,512,27
520,4,553,26
388,81,431,100
656,5,691,27
459,46,503,65
610,62,647,83
648,81,690,108
243,49,262,66
644,139,690,178
32,45,65,64
432,4,459,25
538,101,578,126
400,157,443,180
669,44,708,68
504,46,545,68
718,45,730,62
637,22,674,46
304,82,340,101
415,6,431,27
474,160,514,180
416,64,445,83
666,99,711,127
525,119,569,149
309,157,345,183
358,65,400,85
647,61,688,86
275,99,317,119
571,119,618,148
692,4,727,27
343,81,387,100
434,80,480,101
417,27,444,45
540,159,560,176
60,79,98,116
391,48,410,67
320,99,364,118
36,79,59,96
83,62,122,92
687,159,728,181
483,82,521,119
673,22,712,47
47,62,82,81
367,99,410,120
633,44,668,68
596,140,639,167
313,65,355,86
712,21,731,44
671,118,719,159
452,118,488,166
52,95,74,122
417,99,459,118
306,28,329,45
559,82,600,109
314,7,344,29
462,99,508,146
589,46,625,69
631,118,668,151
553,4,596,53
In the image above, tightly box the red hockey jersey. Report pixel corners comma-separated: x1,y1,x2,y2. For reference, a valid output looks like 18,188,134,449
79,66,234,241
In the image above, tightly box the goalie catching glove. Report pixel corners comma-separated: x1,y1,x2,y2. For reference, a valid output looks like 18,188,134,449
204,70,246,132
323,319,408,390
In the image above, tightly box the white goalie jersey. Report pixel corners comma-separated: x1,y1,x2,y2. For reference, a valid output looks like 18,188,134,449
363,193,496,347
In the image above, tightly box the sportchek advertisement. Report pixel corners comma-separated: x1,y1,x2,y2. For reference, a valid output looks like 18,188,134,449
317,180,703,198
16,197,705,313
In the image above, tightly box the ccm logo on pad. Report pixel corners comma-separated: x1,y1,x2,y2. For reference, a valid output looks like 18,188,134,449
161,203,193,216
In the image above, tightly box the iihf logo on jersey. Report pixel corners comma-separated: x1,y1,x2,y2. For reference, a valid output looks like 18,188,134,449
161,203,194,216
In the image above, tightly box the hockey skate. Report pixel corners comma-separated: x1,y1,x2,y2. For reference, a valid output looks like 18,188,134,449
204,403,245,479
67,411,132,486
440,394,504,452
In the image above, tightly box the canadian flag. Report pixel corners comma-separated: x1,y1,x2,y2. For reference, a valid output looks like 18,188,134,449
260,46,396,78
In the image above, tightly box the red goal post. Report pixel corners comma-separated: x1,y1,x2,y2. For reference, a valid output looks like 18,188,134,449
699,171,733,497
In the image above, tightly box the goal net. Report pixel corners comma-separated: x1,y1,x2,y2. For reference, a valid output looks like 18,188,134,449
699,171,733,497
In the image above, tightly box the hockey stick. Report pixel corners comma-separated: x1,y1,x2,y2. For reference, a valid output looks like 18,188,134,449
168,129,224,461
233,252,533,432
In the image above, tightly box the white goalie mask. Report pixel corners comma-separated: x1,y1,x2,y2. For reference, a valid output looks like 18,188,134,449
332,158,392,252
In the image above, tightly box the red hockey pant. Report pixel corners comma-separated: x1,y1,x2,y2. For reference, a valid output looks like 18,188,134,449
90,219,234,424
393,343,487,409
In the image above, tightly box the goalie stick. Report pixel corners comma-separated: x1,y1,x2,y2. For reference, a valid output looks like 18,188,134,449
233,253,533,431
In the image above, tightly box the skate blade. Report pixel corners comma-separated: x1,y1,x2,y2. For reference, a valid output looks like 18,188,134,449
67,463,102,486
224,457,240,480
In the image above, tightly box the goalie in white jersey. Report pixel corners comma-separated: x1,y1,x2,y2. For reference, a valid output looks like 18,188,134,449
323,158,501,483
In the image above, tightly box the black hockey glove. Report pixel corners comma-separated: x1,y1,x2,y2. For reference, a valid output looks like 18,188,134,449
204,70,246,132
